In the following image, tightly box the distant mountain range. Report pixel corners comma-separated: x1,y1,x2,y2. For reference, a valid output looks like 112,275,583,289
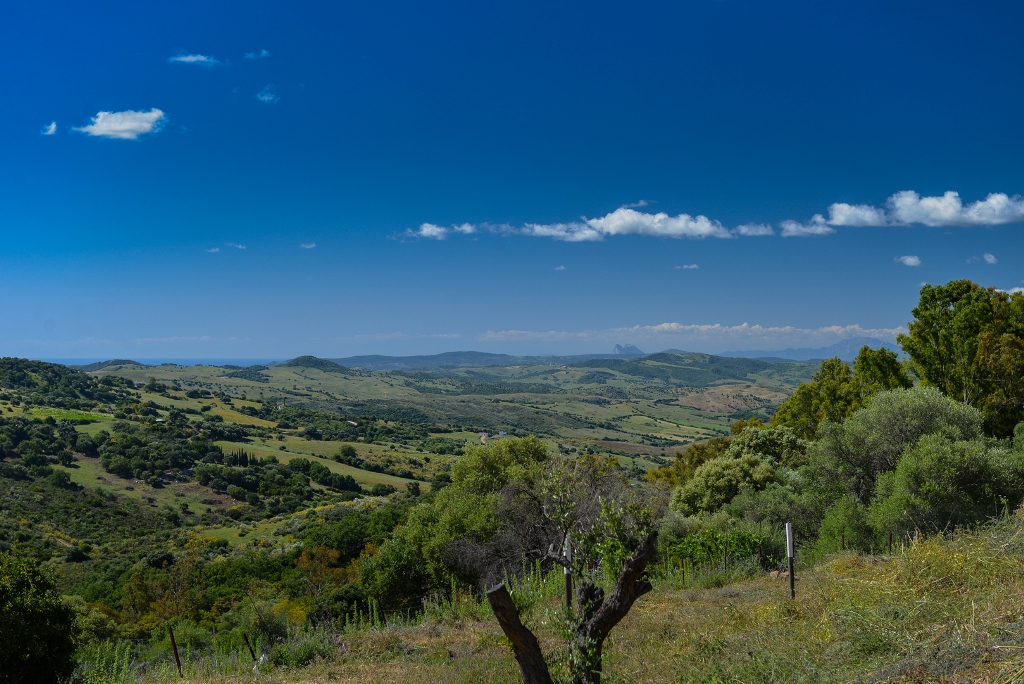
719,337,900,362
66,339,896,375
331,345,647,371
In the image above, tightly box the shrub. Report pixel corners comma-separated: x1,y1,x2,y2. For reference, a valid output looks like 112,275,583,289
671,452,776,515
0,553,79,684
868,434,1024,536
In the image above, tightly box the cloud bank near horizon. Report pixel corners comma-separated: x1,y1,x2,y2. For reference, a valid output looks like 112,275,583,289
477,321,907,353
411,190,1024,242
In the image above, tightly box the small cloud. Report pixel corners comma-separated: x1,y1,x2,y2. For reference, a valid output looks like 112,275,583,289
74,109,166,140
300,242,316,249
407,222,476,240
780,215,835,237
999,287,1024,294
984,253,998,264
41,121,56,135
734,223,774,236
245,49,271,59
226,242,246,250
624,200,649,208
168,53,219,66
205,247,220,253
828,202,888,226
676,264,699,269
555,265,566,271
256,85,279,104
896,255,921,267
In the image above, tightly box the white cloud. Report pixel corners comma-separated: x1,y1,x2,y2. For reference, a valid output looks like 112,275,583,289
896,255,921,266
74,109,165,140
525,207,733,242
256,85,279,104
734,223,774,236
999,287,1024,294
984,253,998,264
245,49,271,59
827,202,888,226
41,122,56,135
300,242,316,249
408,223,475,240
888,191,1024,226
676,264,699,269
780,215,835,237
555,265,566,271
413,188,1024,247
205,247,220,253
413,223,449,240
168,53,219,66
823,191,1024,228
226,242,246,250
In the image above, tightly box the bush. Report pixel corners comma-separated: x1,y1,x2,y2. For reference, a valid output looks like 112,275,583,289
813,386,984,503
868,434,1024,536
0,553,78,684
671,452,776,515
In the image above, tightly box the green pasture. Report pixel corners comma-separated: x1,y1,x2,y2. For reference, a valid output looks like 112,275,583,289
28,407,115,422
58,456,227,515
214,440,423,490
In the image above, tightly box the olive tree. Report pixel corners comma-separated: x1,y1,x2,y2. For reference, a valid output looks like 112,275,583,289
451,453,667,684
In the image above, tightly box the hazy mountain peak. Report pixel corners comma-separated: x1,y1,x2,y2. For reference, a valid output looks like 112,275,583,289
612,344,645,357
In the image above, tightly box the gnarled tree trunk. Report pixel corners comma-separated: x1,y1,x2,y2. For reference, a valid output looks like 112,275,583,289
569,532,658,684
488,531,659,684
487,583,554,684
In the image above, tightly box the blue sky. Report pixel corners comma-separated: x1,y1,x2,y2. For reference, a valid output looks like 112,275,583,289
2,0,1023,359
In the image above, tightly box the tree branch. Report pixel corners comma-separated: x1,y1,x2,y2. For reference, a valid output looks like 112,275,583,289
580,531,658,643
486,583,554,684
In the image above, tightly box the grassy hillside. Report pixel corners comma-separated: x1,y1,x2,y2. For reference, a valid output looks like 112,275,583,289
78,512,1024,683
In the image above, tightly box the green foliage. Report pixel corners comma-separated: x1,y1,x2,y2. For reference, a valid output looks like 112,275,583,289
0,553,79,684
868,434,1024,536
97,419,244,481
304,505,406,565
899,280,1024,435
771,347,912,440
671,451,776,515
195,459,316,515
663,528,762,567
360,436,549,608
898,279,996,406
644,435,733,488
669,426,804,515
814,495,874,553
812,386,984,503
0,357,132,410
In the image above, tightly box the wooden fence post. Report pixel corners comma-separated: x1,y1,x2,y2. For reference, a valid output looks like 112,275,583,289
168,625,183,677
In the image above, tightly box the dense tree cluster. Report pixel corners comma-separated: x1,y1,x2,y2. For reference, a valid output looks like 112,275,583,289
0,357,134,409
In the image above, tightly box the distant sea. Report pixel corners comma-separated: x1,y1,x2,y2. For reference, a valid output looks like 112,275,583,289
39,358,286,367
